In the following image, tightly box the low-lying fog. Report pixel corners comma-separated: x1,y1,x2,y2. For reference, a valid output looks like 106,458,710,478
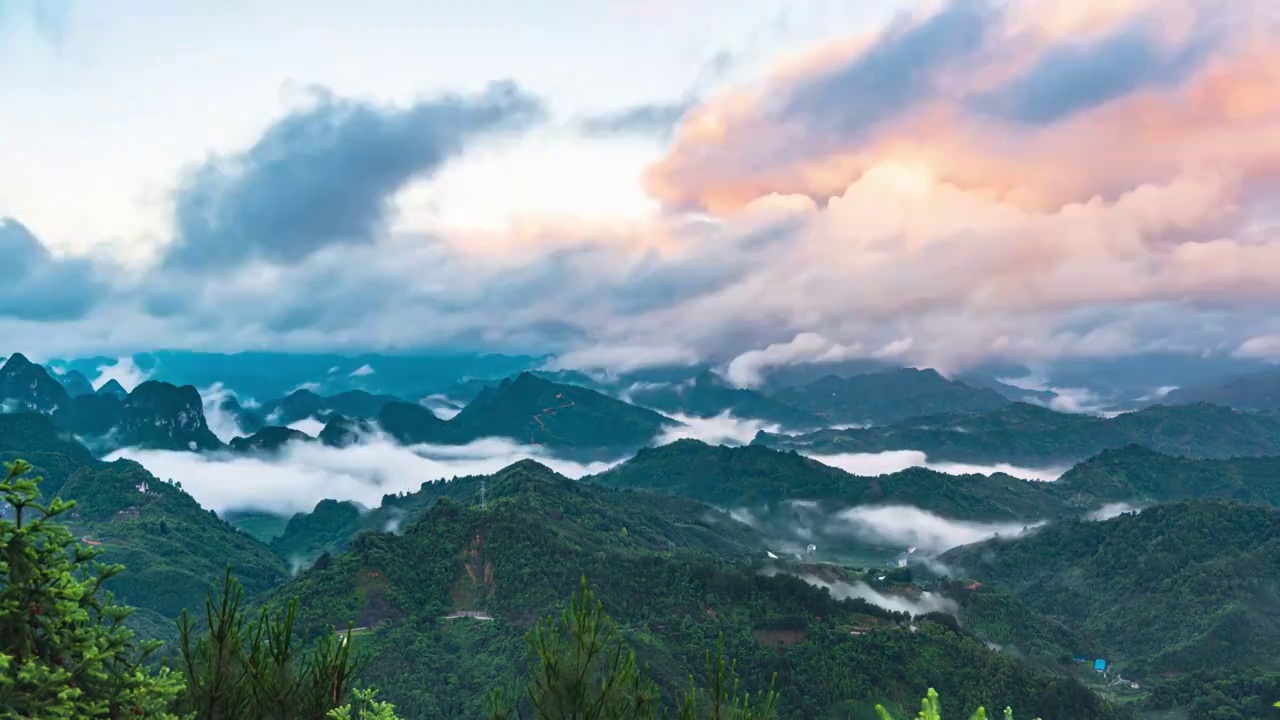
126,397,1068,523
111,436,621,516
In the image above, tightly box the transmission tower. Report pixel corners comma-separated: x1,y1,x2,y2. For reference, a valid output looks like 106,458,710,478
480,480,487,510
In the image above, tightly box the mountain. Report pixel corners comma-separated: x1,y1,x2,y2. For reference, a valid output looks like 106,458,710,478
772,369,1012,426
270,460,1124,720
1164,367,1280,412
0,413,287,620
1052,445,1280,508
624,372,822,429
941,501,1280,680
116,381,223,451
375,400,449,444
53,393,125,439
98,378,128,399
446,372,674,450
216,394,266,435
258,388,401,426
592,440,1062,521
57,368,96,398
229,426,313,453
0,352,70,413
50,350,543,405
317,414,375,448
757,402,1280,466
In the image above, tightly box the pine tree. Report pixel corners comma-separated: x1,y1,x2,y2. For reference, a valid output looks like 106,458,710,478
174,568,371,719
875,688,1034,720
487,577,778,720
0,459,184,718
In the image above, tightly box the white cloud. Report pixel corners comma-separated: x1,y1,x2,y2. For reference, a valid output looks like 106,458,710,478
724,333,868,388
997,373,1113,415
110,435,624,515
653,411,780,446
91,357,151,392
799,575,958,617
546,343,698,373
1135,385,1179,402
200,383,246,443
805,450,1065,482
287,417,327,437
1235,336,1280,361
1087,502,1141,521
420,394,462,420
826,505,1042,555
348,364,375,377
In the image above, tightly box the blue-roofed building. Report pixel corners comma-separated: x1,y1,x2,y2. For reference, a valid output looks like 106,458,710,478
1094,658,1107,672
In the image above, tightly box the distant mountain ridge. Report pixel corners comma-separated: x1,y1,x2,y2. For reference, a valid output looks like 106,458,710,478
2,354,224,452
772,368,1012,425
1163,366,1280,412
756,401,1280,466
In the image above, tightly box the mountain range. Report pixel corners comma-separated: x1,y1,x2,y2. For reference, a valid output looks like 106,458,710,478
756,401,1280,466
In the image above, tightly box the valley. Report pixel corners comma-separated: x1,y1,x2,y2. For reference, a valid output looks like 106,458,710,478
5,348,1280,718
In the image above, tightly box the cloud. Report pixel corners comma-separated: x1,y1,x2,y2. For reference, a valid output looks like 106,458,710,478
0,218,106,321
654,411,781,446
91,356,151,392
546,343,699,374
4,0,1278,381
348,364,375,377
724,333,873,388
1087,502,1141,521
111,435,622,515
804,450,1065,483
287,417,326,437
969,22,1215,124
578,100,694,138
420,394,462,420
1235,336,1280,361
163,81,546,270
826,504,1041,555
200,383,247,443
779,0,993,142
799,575,958,617
0,0,72,44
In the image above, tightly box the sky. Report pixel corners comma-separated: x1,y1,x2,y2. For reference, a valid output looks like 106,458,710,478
2,0,1279,375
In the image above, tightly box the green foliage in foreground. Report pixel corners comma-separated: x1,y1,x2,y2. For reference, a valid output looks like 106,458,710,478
1,458,402,719
487,579,1052,720
485,577,779,720
875,688,1030,720
0,459,184,718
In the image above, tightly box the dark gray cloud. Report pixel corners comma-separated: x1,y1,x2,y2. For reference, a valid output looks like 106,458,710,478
0,218,104,321
578,100,694,138
781,0,994,138
165,80,545,270
969,25,1216,124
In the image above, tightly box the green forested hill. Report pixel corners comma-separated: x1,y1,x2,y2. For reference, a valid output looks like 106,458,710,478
448,372,674,449
270,460,1127,720
591,439,1065,520
941,501,1280,677
0,413,287,619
